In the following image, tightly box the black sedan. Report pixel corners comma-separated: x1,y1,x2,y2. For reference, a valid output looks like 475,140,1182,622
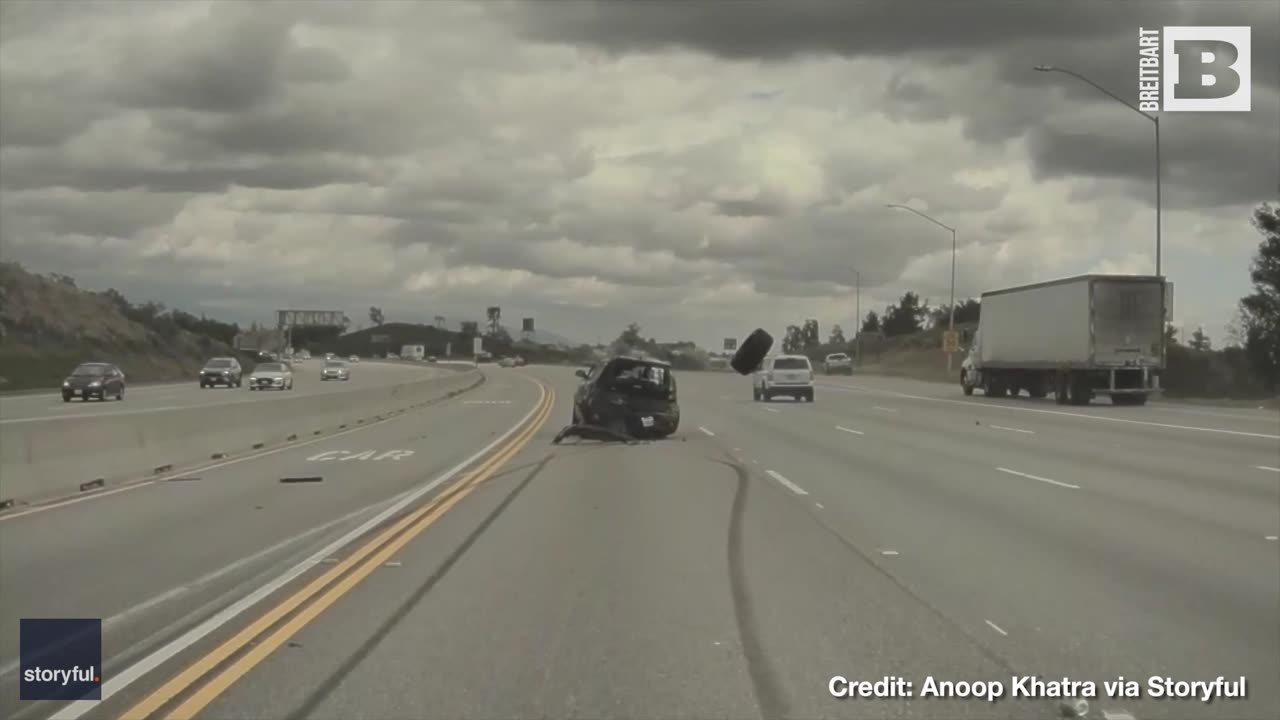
62,363,125,402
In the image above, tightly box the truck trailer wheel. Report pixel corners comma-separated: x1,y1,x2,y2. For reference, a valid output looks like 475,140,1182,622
961,371,975,396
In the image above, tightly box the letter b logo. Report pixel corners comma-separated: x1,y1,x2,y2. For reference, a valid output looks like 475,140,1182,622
1163,26,1251,111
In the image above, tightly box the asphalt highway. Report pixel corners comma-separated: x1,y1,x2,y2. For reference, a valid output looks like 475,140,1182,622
0,361,441,424
1,366,1276,720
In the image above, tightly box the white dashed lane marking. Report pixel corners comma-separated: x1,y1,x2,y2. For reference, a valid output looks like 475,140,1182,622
996,467,1081,490
698,426,715,436
765,470,809,496
988,424,1035,435
835,425,864,435
985,620,1008,636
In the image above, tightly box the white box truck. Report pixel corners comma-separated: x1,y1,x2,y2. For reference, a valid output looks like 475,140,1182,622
960,274,1169,406
401,344,426,361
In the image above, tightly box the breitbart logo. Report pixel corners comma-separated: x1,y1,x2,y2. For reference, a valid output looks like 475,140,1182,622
1138,26,1252,112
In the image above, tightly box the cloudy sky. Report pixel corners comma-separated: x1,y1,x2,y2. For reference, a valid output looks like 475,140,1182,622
1,1,1276,349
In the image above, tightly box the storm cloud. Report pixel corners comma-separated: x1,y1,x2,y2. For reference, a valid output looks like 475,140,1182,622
1,0,1275,346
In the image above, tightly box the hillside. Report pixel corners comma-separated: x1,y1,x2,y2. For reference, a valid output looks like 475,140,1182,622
0,262,249,391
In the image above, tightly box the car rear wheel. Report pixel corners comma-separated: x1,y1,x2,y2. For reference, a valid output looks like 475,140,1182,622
62,393,71,403
116,387,124,401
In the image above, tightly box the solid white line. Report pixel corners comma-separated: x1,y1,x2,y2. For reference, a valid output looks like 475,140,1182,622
1255,466,1280,473
996,467,1080,490
764,407,779,413
0,482,157,520
698,426,715,436
821,382,1280,440
766,469,809,496
0,368,446,425
835,425,864,435
47,378,546,720
985,620,1008,636
1,376,494,521
989,424,1036,435
0,517,368,681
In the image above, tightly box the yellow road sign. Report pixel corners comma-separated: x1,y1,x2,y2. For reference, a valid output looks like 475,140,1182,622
942,330,960,353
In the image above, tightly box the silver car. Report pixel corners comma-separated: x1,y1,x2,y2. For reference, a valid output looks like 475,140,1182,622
248,362,294,391
321,360,351,381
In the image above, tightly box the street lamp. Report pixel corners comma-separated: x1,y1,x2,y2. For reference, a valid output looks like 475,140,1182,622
1033,65,1162,277
886,203,958,372
850,268,861,366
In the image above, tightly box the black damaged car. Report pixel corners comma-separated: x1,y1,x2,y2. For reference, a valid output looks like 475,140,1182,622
571,355,680,438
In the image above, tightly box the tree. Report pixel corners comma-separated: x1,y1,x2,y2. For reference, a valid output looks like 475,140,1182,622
613,322,644,353
368,306,385,326
1165,323,1179,346
801,319,820,349
861,310,881,334
782,324,804,354
828,324,846,345
1239,202,1280,389
882,291,927,336
1189,327,1211,351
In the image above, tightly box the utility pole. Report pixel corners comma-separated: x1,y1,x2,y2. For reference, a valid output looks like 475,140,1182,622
854,269,861,366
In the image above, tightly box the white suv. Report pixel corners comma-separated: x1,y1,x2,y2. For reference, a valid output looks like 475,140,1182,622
753,354,815,402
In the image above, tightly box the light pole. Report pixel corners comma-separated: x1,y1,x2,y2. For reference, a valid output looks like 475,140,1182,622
852,268,861,366
886,203,958,372
1033,65,1161,277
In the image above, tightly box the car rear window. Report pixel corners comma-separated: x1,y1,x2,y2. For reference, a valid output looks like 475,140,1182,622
827,354,849,361
326,361,347,367
773,358,810,370
206,359,233,368
604,360,673,396
72,364,109,376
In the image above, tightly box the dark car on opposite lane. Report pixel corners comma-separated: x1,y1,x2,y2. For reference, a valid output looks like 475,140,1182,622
199,357,243,388
572,355,680,438
62,362,125,402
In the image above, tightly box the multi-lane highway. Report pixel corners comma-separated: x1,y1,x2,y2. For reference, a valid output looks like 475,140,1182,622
0,361,440,424
1,366,1276,720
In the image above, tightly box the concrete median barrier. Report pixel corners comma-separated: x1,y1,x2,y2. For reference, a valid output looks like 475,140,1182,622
0,368,484,508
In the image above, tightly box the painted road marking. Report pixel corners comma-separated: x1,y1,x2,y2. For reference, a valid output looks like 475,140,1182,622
48,379,549,720
764,407,780,413
1265,536,1278,541
880,550,899,556
463,400,511,404
765,470,809,496
138,390,555,720
835,425,864,435
996,467,1080,490
820,382,1280,440
0,494,402,679
1256,466,1280,473
815,502,824,509
985,620,1008,636
698,426,715,436
306,450,415,462
989,424,1035,435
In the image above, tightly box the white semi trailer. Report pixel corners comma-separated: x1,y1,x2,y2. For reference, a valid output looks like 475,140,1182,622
960,274,1170,406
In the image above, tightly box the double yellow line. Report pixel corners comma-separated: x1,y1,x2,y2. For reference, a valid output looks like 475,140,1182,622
120,384,556,720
